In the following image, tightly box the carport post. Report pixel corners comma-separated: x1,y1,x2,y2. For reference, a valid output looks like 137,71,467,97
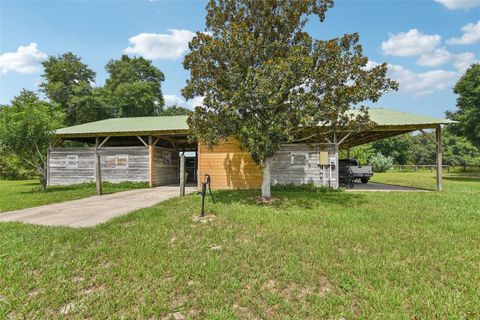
179,153,186,197
334,133,339,189
436,125,442,192
95,137,103,196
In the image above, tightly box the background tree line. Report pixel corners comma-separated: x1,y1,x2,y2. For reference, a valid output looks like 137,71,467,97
1,51,479,186
0,52,190,185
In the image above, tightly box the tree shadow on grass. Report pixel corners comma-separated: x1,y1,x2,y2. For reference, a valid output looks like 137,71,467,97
213,189,367,210
443,176,480,183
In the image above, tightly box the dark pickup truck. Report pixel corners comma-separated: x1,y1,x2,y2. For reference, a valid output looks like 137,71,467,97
339,159,374,188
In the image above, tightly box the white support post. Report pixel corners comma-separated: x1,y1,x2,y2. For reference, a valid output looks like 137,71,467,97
46,147,51,187
95,137,103,195
436,125,442,192
334,132,339,189
148,136,153,187
179,153,186,197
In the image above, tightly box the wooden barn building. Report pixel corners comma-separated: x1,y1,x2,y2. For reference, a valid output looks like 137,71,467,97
49,108,454,191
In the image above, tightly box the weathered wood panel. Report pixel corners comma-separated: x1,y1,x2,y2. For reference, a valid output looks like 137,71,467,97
271,144,337,187
198,140,338,190
198,139,263,189
48,147,149,185
151,146,179,186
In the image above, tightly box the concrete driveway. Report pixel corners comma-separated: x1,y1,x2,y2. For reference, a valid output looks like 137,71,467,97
0,186,197,228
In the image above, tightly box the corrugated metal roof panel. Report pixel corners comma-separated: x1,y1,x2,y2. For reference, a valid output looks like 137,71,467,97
56,115,189,135
364,108,455,126
55,108,454,136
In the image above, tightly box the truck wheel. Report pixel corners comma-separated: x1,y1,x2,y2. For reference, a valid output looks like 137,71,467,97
361,178,369,184
349,179,355,188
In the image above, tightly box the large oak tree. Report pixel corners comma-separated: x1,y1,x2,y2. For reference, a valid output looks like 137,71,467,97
40,52,97,126
184,0,397,199
104,55,165,117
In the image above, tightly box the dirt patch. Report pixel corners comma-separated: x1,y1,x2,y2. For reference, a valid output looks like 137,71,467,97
82,284,106,296
161,309,199,320
27,289,43,298
318,276,334,297
59,301,81,315
169,294,190,309
247,196,282,206
261,280,278,293
192,214,217,223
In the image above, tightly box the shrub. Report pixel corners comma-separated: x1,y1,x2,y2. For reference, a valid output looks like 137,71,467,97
369,153,393,173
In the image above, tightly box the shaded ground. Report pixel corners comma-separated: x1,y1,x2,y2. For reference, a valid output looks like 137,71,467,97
345,181,427,192
0,186,197,228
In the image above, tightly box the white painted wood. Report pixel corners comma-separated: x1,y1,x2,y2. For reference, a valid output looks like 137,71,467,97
436,126,442,192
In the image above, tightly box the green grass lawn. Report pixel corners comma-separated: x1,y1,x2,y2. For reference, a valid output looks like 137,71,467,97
0,180,148,212
1,173,479,319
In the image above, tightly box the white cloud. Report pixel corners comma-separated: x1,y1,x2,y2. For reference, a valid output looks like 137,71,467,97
364,60,380,70
416,48,453,67
453,51,477,72
124,29,195,60
434,0,480,10
381,29,441,57
446,20,480,45
164,94,203,109
387,64,458,96
0,43,47,74
416,47,476,72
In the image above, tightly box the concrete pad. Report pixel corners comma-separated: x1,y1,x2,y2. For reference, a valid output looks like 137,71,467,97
0,186,197,228
345,182,427,192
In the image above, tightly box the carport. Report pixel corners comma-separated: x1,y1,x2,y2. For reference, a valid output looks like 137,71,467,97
327,109,455,191
50,115,196,195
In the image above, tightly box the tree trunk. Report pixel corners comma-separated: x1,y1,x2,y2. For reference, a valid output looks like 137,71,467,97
261,158,272,200
38,165,47,192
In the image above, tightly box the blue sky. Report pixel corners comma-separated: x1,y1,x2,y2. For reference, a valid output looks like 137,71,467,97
1,0,479,117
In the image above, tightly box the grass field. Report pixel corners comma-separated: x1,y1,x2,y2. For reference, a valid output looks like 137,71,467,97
0,172,479,319
0,180,148,212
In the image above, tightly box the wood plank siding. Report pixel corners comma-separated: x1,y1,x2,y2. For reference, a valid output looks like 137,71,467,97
151,146,179,186
198,139,263,189
48,147,149,185
271,144,337,187
198,141,338,190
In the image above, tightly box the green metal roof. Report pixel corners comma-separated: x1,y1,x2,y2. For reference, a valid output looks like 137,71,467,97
56,115,189,136
360,108,455,127
55,108,454,137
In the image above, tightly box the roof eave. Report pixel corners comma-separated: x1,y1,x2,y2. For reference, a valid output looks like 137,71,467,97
55,129,191,139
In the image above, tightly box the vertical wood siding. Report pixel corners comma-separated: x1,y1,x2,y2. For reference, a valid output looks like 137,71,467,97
151,147,179,186
48,147,149,185
198,139,263,189
271,144,337,187
198,141,338,190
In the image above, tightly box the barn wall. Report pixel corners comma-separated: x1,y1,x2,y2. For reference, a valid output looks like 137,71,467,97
48,147,149,186
151,146,179,186
198,141,338,190
271,144,338,187
198,139,263,189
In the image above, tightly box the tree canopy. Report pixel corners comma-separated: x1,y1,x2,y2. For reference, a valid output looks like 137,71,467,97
447,63,480,148
104,55,165,117
183,0,397,199
160,105,191,116
40,52,96,126
0,90,64,189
